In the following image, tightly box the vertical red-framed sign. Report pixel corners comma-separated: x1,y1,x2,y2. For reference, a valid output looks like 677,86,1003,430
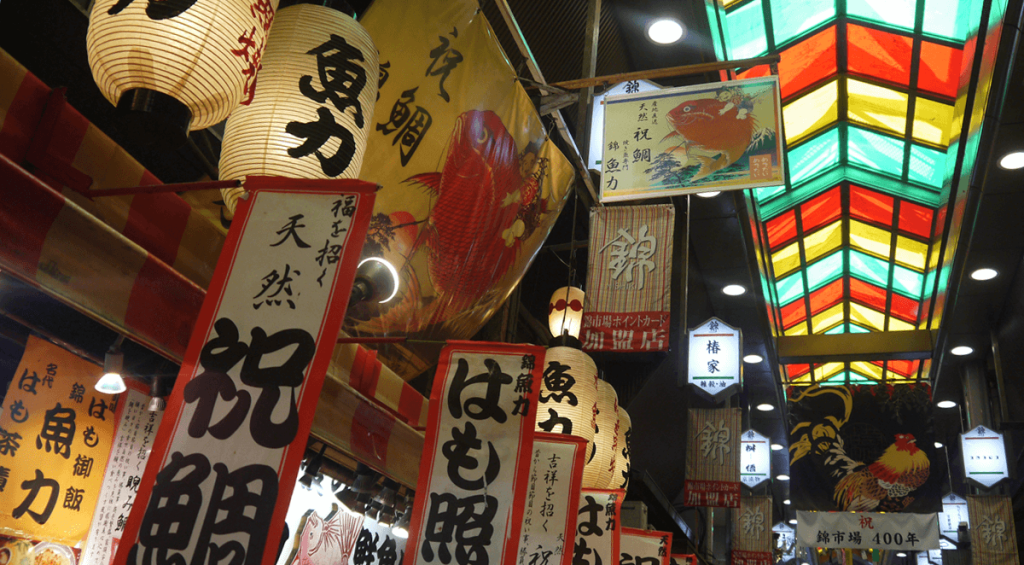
517,433,589,565
114,176,376,565
574,489,625,565
620,528,672,565
405,341,546,565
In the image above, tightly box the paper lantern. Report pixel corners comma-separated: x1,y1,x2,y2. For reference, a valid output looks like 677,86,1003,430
536,346,598,460
584,379,619,488
86,0,276,145
548,286,585,339
609,405,632,490
219,2,378,212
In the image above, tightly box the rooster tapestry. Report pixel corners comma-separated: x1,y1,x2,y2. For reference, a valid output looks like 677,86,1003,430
788,384,943,513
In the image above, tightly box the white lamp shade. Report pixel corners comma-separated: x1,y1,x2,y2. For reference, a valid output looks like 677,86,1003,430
219,3,378,212
609,405,631,489
584,379,618,489
86,0,275,131
96,372,127,394
535,346,598,459
548,286,585,338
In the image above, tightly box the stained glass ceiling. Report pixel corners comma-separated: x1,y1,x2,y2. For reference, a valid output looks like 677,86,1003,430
710,0,985,385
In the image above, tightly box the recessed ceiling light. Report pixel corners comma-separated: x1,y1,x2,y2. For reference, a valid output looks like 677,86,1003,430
647,18,685,44
783,499,791,505
756,403,774,411
789,519,798,525
896,553,907,558
696,191,720,198
971,268,997,280
771,443,784,451
951,345,974,356
776,474,790,481
937,400,957,408
723,284,746,296
934,442,944,448
999,151,1024,169
743,354,763,364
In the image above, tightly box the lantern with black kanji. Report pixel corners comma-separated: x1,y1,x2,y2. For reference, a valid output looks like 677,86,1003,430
536,346,598,467
584,379,619,488
549,286,585,341
609,405,631,489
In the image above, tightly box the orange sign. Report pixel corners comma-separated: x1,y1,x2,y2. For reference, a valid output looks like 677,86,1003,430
0,336,117,544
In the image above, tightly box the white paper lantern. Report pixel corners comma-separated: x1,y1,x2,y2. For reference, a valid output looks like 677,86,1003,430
536,346,598,460
548,286,585,339
609,405,631,490
219,2,378,212
86,0,276,143
584,379,618,488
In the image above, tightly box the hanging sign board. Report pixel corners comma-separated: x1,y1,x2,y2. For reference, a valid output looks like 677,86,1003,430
739,430,770,489
600,76,784,202
115,177,376,565
967,495,1019,565
960,425,1009,488
350,515,409,565
277,474,364,565
517,433,588,565
687,318,741,400
771,523,796,562
796,511,940,550
619,528,671,565
938,493,968,549
589,80,663,171
405,342,545,565
573,489,623,565
731,496,772,565
683,408,741,508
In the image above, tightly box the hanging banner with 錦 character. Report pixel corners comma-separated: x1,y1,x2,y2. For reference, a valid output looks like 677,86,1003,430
580,205,674,353
573,489,623,565
787,384,942,513
0,336,119,545
796,510,939,551
405,342,545,565
517,433,588,565
619,528,671,565
683,408,740,508
351,0,575,379
731,496,772,565
968,496,1019,565
115,177,376,565
600,76,784,202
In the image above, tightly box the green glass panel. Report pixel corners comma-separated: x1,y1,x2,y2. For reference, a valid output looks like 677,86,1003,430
850,249,891,287
726,0,769,59
922,269,936,299
909,144,945,189
825,324,848,335
754,184,787,204
893,264,924,298
847,0,915,32
707,1,726,61
776,271,806,305
806,251,844,291
848,126,905,179
923,0,969,41
789,128,841,186
770,0,836,46
821,372,848,385
850,323,871,333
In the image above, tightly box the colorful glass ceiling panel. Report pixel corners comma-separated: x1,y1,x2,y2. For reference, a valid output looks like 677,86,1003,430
783,358,927,383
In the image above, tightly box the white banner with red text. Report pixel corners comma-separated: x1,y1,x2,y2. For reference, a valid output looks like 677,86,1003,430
796,511,939,550
574,489,624,565
517,433,587,565
619,528,671,565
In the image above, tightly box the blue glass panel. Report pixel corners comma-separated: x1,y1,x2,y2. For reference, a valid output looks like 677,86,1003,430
770,0,836,46
909,144,946,189
776,271,806,305
726,0,769,59
806,251,844,291
850,249,891,288
847,0,915,32
789,128,841,186
892,264,925,298
848,126,905,178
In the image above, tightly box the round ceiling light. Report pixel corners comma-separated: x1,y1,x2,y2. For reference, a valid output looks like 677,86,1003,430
771,443,784,451
936,400,957,408
647,18,685,44
743,354,763,364
951,345,974,356
896,553,907,558
783,499,791,505
934,442,944,448
776,474,790,481
971,268,998,280
789,519,798,525
723,284,746,296
999,151,1024,169
696,191,720,198
756,403,774,411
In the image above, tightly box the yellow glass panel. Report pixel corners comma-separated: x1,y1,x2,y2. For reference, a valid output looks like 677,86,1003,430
847,78,909,135
929,238,941,266
851,361,883,380
811,303,844,333
850,303,885,331
804,221,843,262
772,242,802,277
815,362,844,380
850,219,891,259
785,322,808,336
783,81,839,144
789,373,813,383
724,0,743,6
912,98,954,146
895,236,928,271
888,316,915,331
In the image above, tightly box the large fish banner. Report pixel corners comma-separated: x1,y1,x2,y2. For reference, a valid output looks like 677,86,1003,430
599,76,783,202
787,384,942,513
405,342,545,565
354,0,575,379
731,497,772,565
580,205,674,353
683,408,741,508
968,496,1020,565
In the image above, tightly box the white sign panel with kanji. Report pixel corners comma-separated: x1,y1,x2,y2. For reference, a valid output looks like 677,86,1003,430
771,523,796,561
938,493,968,549
960,425,1009,488
796,511,939,550
687,317,740,399
739,430,770,489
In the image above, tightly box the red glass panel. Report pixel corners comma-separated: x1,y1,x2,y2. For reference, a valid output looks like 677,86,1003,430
800,186,842,232
786,364,811,378
809,278,844,315
890,292,920,322
919,41,963,98
779,26,838,99
766,210,798,249
850,278,888,310
847,23,913,87
850,184,894,226
781,299,808,328
887,359,921,377
898,200,934,238
738,64,771,81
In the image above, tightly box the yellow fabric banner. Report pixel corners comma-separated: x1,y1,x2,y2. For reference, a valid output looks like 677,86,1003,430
0,336,117,545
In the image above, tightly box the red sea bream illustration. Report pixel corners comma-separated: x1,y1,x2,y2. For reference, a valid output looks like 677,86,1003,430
662,96,757,181
291,509,363,565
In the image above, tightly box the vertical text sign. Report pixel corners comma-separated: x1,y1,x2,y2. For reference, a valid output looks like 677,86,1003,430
517,433,588,565
960,425,1009,488
116,178,376,565
573,489,624,565
938,494,968,549
405,342,546,565
739,430,770,489
687,317,740,400
619,528,671,565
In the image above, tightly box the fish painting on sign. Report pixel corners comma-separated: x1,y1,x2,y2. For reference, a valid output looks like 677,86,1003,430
600,76,784,202
288,507,364,565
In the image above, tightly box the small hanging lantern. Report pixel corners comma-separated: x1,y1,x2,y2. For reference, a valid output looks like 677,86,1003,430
583,379,619,488
548,286,585,343
86,0,277,147
609,405,631,490
218,0,378,213
536,346,598,466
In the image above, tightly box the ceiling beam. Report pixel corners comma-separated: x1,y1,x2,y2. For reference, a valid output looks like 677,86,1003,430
777,330,936,364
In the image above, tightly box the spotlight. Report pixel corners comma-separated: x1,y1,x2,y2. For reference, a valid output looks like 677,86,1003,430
646,18,685,44
393,495,413,539
299,447,325,490
756,403,774,411
147,376,166,412
96,337,126,394
951,346,973,356
351,257,400,305
998,151,1024,169
743,354,763,363
970,268,997,280
374,479,400,526
937,400,957,408
723,284,746,296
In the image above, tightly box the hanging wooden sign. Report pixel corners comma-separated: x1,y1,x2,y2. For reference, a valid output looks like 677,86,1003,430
967,495,1019,565
683,408,741,508
731,496,772,565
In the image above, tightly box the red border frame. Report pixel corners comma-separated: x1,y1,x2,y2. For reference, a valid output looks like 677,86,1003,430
579,488,625,565
114,177,376,565
621,527,672,565
529,432,588,565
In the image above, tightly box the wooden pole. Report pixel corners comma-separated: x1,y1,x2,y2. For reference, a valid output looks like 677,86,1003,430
545,55,781,91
